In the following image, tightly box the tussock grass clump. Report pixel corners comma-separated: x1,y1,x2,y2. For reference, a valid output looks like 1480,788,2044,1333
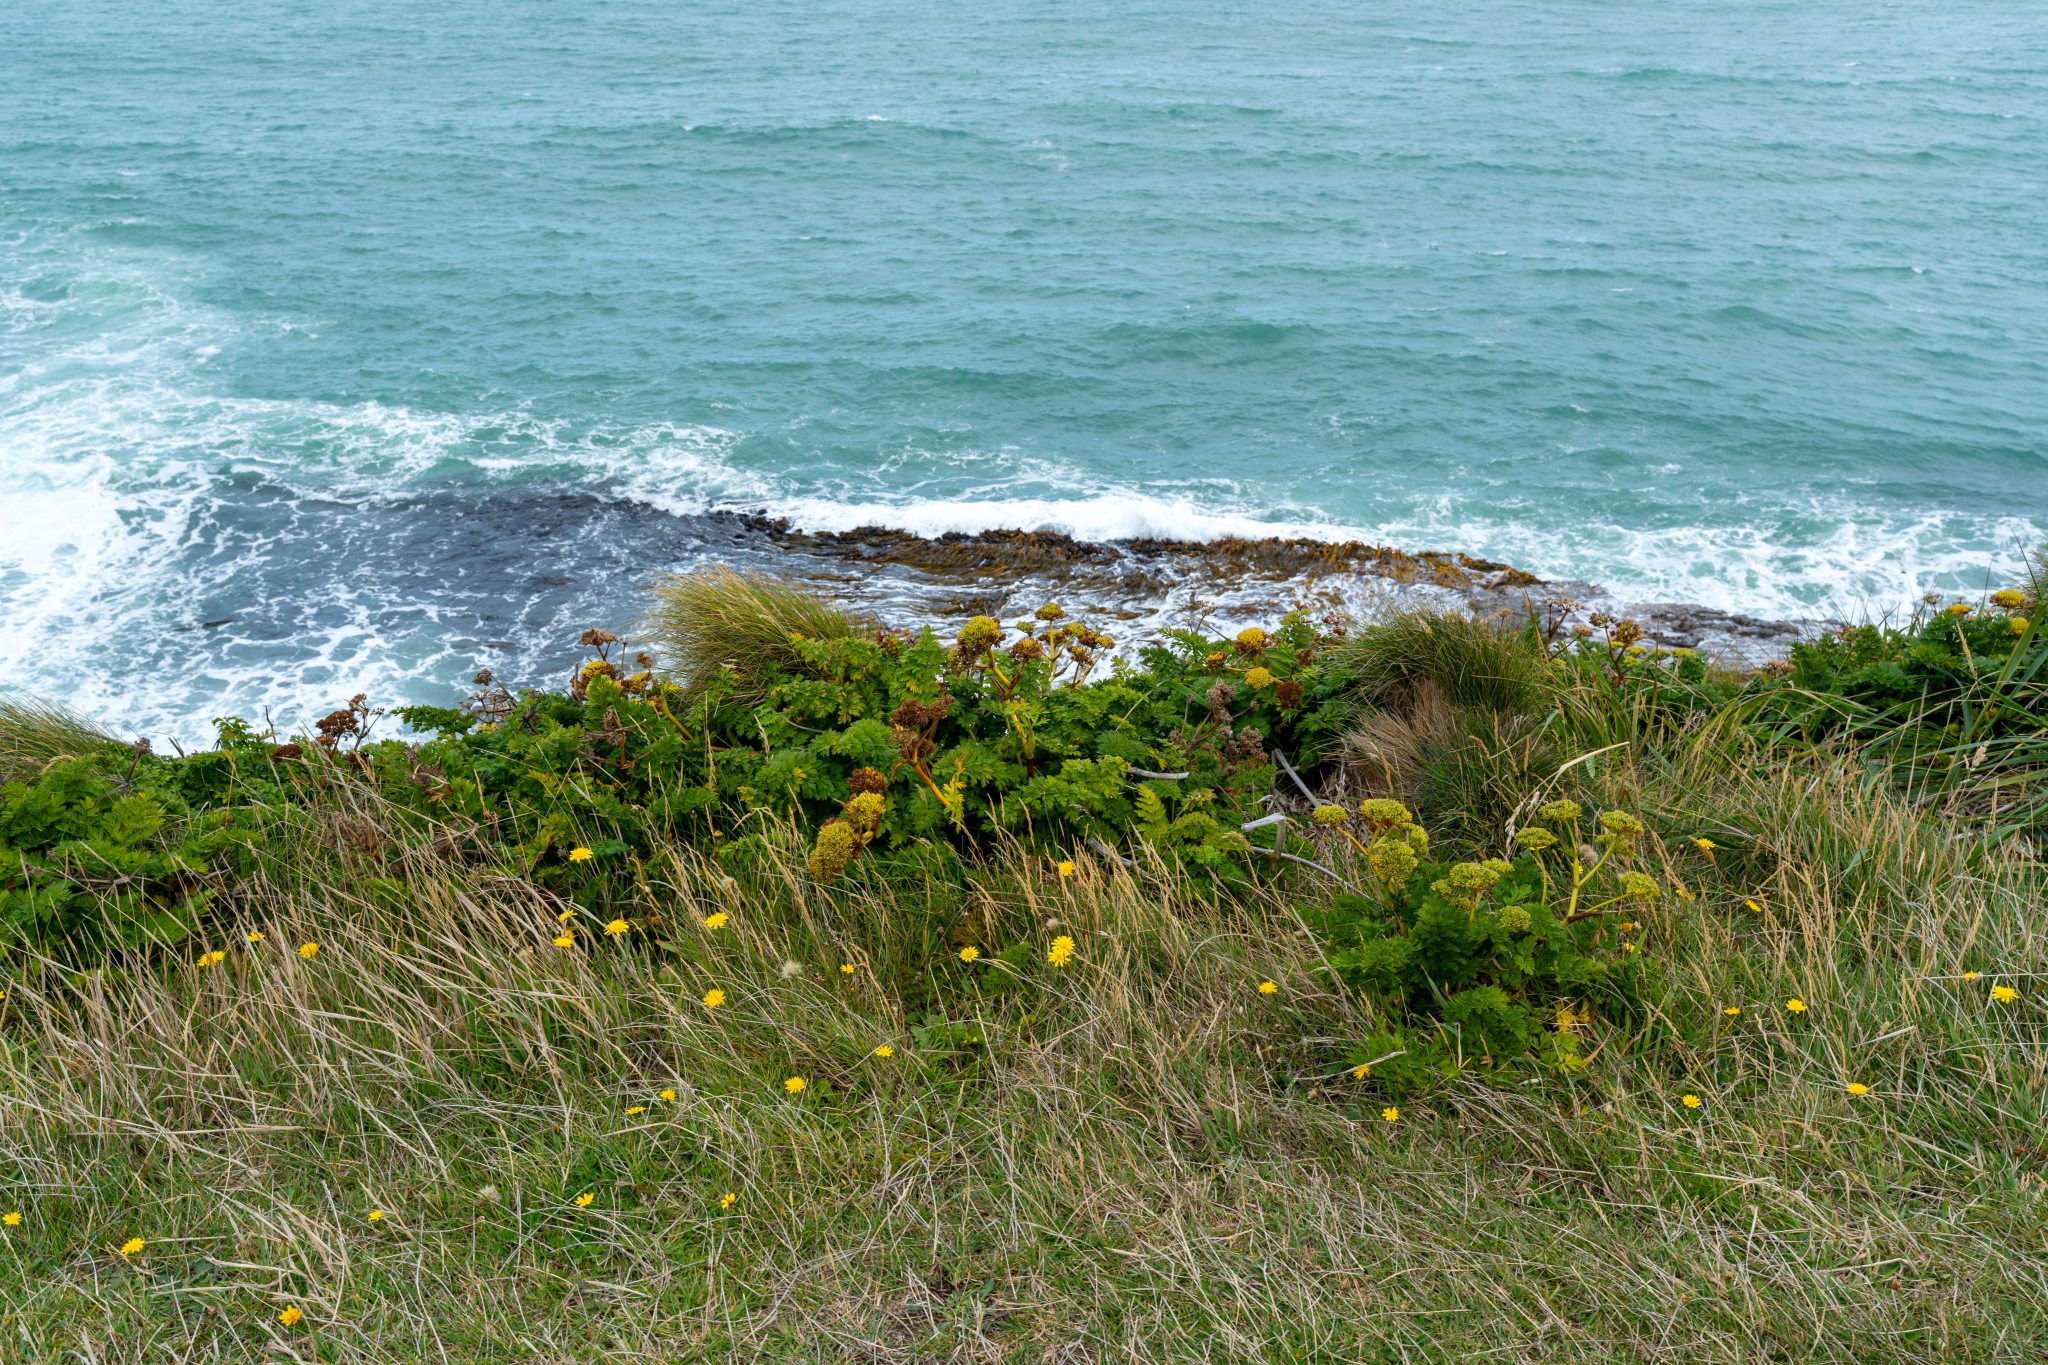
0,692,123,783
645,565,870,703
1334,682,1562,856
1332,607,1548,715
1408,705,1561,853
1332,612,1562,854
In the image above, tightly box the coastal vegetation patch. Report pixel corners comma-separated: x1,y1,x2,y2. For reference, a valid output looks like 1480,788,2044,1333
0,556,2042,1361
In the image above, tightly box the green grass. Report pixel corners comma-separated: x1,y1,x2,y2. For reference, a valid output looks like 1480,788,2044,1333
644,565,872,705
0,692,123,784
1,719,2043,1363
1331,608,1549,716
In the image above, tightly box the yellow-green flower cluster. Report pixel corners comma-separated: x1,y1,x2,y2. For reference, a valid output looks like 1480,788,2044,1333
844,791,886,832
808,822,859,882
1432,858,1511,911
956,616,1004,653
1369,837,1419,890
1619,871,1661,901
1357,799,1414,832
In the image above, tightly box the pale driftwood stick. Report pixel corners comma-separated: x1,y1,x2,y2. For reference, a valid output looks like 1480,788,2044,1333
1271,749,1317,803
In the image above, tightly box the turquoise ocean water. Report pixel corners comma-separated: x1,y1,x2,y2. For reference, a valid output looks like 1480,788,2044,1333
3,0,2044,740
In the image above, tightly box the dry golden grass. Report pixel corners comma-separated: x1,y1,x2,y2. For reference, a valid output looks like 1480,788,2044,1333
0,735,2043,1363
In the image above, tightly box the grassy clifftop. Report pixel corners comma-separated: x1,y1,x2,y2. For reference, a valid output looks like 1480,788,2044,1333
0,570,2042,1363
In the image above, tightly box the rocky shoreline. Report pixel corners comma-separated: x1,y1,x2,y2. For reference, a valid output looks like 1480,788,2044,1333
710,515,1834,671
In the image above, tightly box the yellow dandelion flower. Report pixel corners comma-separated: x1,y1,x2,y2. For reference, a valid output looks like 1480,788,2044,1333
552,933,574,948
1352,1064,1370,1080
568,847,594,863
703,912,729,930
840,963,855,974
367,1210,384,1222
2,1211,20,1226
1381,1107,1399,1123
298,942,318,959
1786,998,1806,1013
1723,1006,1741,1017
658,1089,676,1102
784,1076,806,1095
1745,900,1763,913
1992,985,2018,1003
702,988,725,1009
719,1192,737,1209
1694,837,1715,851
1619,922,1638,932
1962,971,1980,981
1048,935,1076,967
558,909,577,922
604,918,629,937
1058,859,1075,877
873,1045,894,1058
246,930,264,943
573,1192,595,1207
959,946,979,963
120,1237,144,1256
197,950,225,966
1682,1094,1702,1109
1846,1083,1868,1096
626,1106,647,1115
1623,943,1639,954
279,1305,302,1327
1258,979,1278,995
